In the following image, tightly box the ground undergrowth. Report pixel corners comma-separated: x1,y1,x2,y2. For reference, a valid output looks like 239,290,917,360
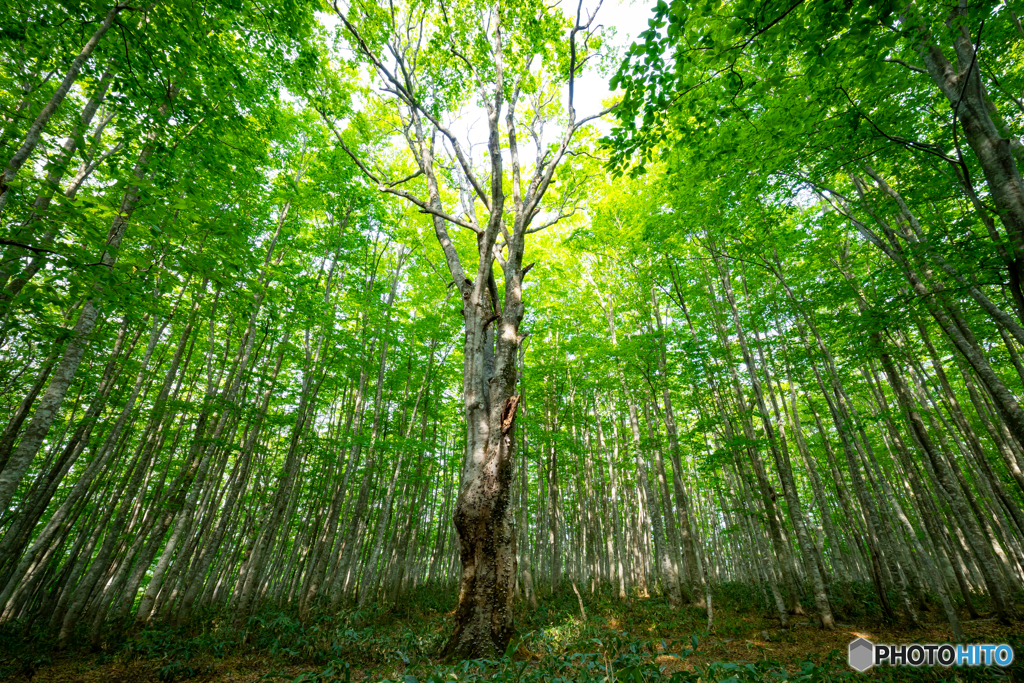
1,582,1020,682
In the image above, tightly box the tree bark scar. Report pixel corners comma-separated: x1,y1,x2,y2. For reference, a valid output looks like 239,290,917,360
501,394,520,434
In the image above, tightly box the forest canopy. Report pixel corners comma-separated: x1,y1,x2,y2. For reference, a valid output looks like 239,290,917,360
1,0,1023,680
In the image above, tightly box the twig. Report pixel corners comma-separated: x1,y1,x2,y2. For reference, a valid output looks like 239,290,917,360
0,239,59,255
883,58,926,74
571,580,587,621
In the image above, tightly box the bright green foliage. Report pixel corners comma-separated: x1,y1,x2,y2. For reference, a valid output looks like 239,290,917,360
1,0,1024,679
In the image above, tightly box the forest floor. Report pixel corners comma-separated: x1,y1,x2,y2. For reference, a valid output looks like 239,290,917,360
2,583,1021,683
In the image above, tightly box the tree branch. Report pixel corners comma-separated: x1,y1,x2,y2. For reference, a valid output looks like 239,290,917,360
320,112,479,232
0,239,59,255
883,58,926,74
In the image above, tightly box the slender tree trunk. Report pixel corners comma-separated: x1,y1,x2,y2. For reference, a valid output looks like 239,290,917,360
0,92,173,513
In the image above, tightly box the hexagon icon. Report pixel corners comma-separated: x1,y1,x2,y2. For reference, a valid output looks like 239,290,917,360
848,638,874,672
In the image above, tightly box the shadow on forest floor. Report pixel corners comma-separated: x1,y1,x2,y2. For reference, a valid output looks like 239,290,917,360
1,582,1021,682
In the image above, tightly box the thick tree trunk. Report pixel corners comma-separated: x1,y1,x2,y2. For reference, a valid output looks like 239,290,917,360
441,288,522,657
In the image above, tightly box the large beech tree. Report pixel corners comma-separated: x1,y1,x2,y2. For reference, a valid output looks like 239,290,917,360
326,0,610,657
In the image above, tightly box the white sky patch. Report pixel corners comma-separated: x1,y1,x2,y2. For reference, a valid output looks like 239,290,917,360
564,0,651,132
